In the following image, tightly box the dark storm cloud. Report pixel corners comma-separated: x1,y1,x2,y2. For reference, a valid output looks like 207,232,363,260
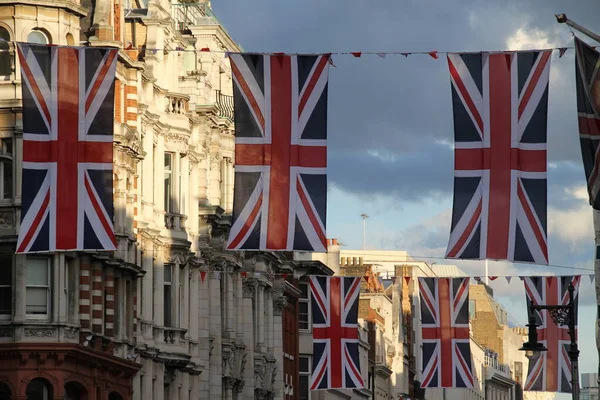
213,0,600,196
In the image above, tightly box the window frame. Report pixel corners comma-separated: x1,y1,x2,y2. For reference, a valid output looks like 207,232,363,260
164,152,173,213
164,263,173,327
27,29,51,45
0,254,12,320
25,257,51,320
0,26,11,78
298,355,311,400
0,137,13,201
298,282,311,332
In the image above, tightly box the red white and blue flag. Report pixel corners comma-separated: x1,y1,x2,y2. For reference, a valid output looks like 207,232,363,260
226,54,329,252
523,276,580,393
419,277,473,388
309,276,363,390
445,51,551,264
574,37,600,209
16,44,118,253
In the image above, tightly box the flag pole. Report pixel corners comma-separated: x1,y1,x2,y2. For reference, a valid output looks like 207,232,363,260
556,13,600,390
484,259,489,286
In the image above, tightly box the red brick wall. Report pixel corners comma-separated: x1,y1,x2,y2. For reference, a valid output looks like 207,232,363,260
79,261,91,330
124,84,137,128
115,80,122,123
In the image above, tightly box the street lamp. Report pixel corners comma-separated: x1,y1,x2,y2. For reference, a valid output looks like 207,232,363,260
518,283,579,400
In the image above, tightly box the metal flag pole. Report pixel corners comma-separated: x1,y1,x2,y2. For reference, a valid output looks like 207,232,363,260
555,13,600,390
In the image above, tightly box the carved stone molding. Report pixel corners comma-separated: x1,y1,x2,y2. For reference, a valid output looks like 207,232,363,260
64,327,79,340
24,328,55,338
0,211,13,229
0,328,13,338
272,291,287,316
242,278,258,299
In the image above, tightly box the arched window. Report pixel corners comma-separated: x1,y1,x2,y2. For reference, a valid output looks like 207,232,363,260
27,29,50,45
25,378,52,400
0,381,11,400
0,138,13,201
64,381,87,400
0,27,11,77
65,33,74,46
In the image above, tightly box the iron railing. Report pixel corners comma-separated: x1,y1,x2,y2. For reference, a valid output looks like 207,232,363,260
216,90,234,121
170,1,226,33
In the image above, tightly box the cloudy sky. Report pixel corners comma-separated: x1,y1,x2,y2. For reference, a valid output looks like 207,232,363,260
212,0,600,395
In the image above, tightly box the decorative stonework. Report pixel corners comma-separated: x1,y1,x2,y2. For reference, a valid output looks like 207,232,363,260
242,279,258,298
0,211,13,229
24,328,55,338
0,328,13,338
64,327,78,340
272,291,287,316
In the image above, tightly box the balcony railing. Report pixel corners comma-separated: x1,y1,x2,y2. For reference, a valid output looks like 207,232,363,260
170,1,227,33
165,213,187,231
165,93,189,115
216,90,234,121
485,355,510,375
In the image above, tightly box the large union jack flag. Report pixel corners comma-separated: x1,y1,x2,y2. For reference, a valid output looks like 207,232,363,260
226,54,329,252
445,51,551,264
16,44,118,253
418,277,473,388
309,276,363,390
523,276,580,393
574,37,600,209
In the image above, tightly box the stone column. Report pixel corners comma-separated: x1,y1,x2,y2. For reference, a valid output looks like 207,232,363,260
189,268,199,341
198,267,210,395
153,251,164,327
266,289,273,353
156,135,165,215
257,283,265,352
226,270,234,336
236,274,244,341
208,271,223,397
242,279,257,398
140,358,153,400
141,242,154,341
272,290,287,400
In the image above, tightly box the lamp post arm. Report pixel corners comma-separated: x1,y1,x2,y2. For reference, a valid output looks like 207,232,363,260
555,13,600,43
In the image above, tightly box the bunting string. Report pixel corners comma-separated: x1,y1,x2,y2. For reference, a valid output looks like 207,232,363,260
0,39,596,59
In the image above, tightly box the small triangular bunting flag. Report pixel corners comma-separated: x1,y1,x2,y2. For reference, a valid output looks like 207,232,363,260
391,277,397,284
558,47,568,58
240,271,248,278
489,276,498,281
590,274,595,284
474,277,482,282
200,271,207,283
401,52,409,57
351,52,362,57
214,271,221,280
377,53,386,58
404,276,411,285
506,276,512,284
200,47,210,52
428,51,439,59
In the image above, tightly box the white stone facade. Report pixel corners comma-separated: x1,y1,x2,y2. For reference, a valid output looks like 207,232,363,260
0,1,293,399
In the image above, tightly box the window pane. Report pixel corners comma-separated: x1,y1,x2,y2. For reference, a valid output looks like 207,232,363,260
3,160,11,198
164,174,171,213
26,287,48,314
164,285,172,327
164,153,172,170
3,138,12,155
164,264,172,283
26,259,48,285
298,376,309,400
0,262,10,285
0,287,10,314
27,31,48,44
299,357,309,372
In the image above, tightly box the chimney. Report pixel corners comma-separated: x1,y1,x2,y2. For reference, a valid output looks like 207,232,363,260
359,257,363,265
326,238,340,275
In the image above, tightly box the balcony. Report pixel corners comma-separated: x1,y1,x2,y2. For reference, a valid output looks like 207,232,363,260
170,1,228,33
484,354,512,381
216,90,234,121
165,213,187,231
165,93,189,115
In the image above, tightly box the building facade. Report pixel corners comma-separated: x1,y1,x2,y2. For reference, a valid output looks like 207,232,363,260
581,373,598,400
0,0,297,399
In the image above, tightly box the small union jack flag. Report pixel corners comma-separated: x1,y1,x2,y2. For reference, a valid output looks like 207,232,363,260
523,276,580,393
574,37,600,209
419,277,474,388
16,44,118,253
226,53,329,252
310,276,364,390
445,51,551,264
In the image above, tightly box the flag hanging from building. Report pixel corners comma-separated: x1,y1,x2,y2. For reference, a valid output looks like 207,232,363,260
574,37,600,209
419,277,474,388
16,44,118,253
445,51,551,264
309,276,364,390
522,276,581,393
226,54,329,252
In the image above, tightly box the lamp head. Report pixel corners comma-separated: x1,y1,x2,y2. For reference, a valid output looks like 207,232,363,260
555,13,568,23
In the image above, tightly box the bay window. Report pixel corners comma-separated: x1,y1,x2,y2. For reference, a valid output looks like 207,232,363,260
26,258,51,318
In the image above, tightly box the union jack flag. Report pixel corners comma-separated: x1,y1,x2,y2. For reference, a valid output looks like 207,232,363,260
574,37,600,209
418,277,473,388
226,54,329,252
16,44,118,253
309,276,363,390
523,276,580,393
445,51,551,264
